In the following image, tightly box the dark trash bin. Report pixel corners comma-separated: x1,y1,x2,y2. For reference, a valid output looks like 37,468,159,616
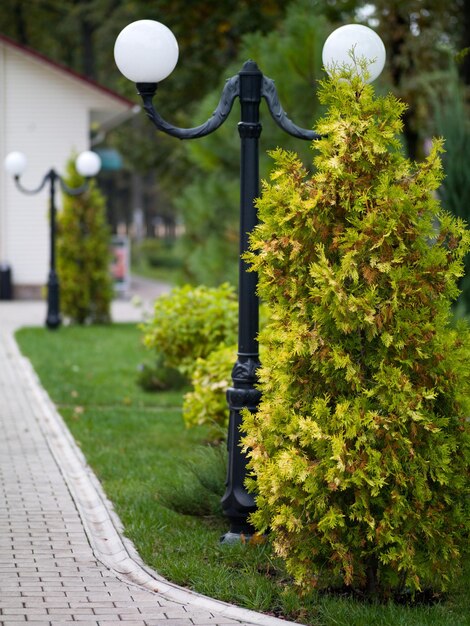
0,264,13,300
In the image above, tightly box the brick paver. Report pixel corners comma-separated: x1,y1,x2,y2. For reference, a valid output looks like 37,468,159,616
0,300,289,626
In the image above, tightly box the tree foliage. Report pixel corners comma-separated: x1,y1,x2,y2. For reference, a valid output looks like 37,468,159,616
242,64,470,598
174,0,329,285
421,62,470,316
57,155,113,324
364,0,469,159
0,0,290,112
0,1,293,182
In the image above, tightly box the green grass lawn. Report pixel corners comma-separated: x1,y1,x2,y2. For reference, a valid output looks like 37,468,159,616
16,324,470,626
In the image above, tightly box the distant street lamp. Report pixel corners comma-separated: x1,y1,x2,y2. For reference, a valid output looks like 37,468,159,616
114,20,385,541
4,151,101,329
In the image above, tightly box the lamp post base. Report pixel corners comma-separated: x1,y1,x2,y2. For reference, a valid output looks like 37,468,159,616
220,528,256,545
221,357,260,540
46,314,61,330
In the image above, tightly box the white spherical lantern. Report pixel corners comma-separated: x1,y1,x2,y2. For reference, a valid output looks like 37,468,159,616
322,24,386,83
4,151,28,176
114,19,179,83
75,151,101,177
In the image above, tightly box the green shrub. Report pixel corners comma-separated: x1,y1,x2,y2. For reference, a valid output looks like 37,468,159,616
242,64,470,600
183,344,236,434
181,303,271,434
57,154,113,324
141,283,238,376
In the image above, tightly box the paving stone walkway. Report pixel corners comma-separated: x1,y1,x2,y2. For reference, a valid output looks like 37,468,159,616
0,296,292,626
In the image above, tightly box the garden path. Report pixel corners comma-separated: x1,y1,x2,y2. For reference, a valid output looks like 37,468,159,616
0,282,291,626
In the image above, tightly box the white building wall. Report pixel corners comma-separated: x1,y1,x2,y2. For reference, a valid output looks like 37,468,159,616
0,42,131,291
0,47,7,268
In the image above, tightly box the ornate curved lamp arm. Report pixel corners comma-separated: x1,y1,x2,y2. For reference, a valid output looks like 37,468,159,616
14,171,89,197
261,76,321,141
14,173,50,195
58,177,90,196
136,75,240,140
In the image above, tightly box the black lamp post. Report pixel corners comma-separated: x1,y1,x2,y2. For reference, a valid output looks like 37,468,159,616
114,19,386,541
136,63,320,542
4,151,101,329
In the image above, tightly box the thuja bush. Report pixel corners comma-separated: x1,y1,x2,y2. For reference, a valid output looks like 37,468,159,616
243,66,470,599
57,155,113,324
141,283,238,376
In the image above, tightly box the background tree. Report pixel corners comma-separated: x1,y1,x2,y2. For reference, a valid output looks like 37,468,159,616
173,0,330,285
430,68,470,316
363,0,468,160
57,154,113,324
361,0,470,313
0,0,290,112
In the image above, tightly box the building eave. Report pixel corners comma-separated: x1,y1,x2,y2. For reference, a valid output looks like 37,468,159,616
0,32,135,109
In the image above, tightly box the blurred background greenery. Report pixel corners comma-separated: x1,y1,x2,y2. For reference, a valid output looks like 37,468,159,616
2,0,469,308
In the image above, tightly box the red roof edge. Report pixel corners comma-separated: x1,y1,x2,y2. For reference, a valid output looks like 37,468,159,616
0,32,135,108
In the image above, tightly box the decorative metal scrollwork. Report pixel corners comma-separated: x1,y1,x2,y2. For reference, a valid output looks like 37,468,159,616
262,76,321,141
14,171,88,197
137,75,240,140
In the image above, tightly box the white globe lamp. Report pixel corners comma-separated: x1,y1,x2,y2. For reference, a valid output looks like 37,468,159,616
4,151,28,177
322,24,386,83
75,151,101,177
114,20,179,83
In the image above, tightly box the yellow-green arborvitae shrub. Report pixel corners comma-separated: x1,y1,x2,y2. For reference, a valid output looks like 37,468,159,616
57,155,113,324
242,67,470,599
